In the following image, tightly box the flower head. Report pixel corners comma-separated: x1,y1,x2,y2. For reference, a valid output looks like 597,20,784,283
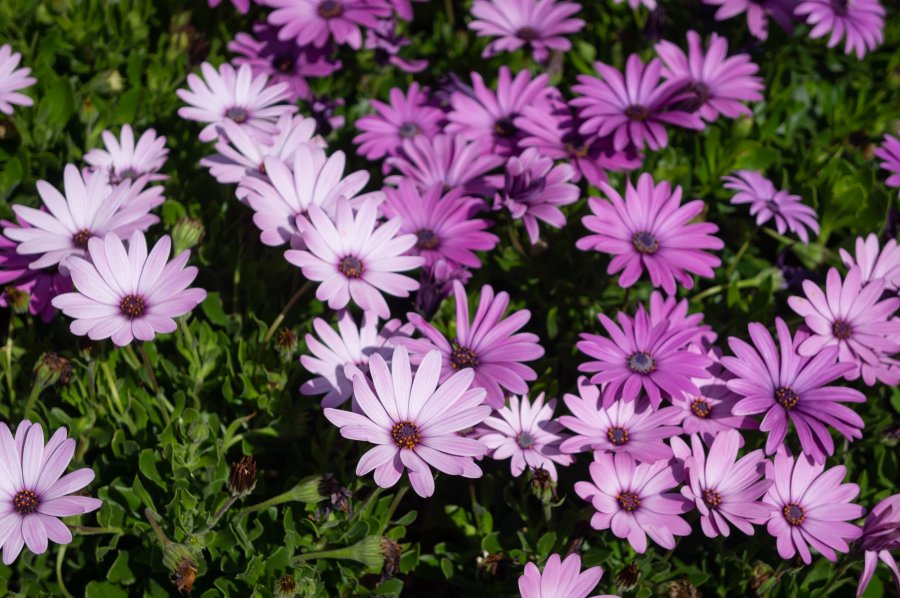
518,553,615,598
1,222,72,322
83,125,169,185
701,0,798,40
354,83,444,161
795,0,884,60
875,133,900,189
0,44,36,115
839,233,900,291
365,18,428,73
265,0,391,50
469,0,584,62
385,134,505,194
857,494,900,597
647,291,716,346
723,170,819,243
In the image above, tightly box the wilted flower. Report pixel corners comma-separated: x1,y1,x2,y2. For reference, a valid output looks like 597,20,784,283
227,455,258,497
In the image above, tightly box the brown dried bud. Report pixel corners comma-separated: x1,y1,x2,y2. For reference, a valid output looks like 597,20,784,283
275,328,298,360
227,456,258,498
317,473,352,517
163,543,199,595
4,286,29,313
34,352,72,388
380,537,402,581
529,467,557,502
667,579,700,598
480,553,511,578
616,562,640,590
275,574,298,598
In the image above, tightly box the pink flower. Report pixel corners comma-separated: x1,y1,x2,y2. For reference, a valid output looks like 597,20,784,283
839,233,900,291
385,134,505,194
1,221,72,322
0,44,36,115
646,291,716,346
723,170,819,243
795,0,884,60
857,493,900,597
264,0,391,50
354,83,444,161
875,133,900,189
701,0,798,41
518,553,615,598
83,125,169,184
468,0,585,62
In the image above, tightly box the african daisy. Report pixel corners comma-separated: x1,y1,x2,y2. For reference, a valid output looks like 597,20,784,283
874,132,900,189
518,553,616,598
468,0,585,62
839,233,900,291
354,83,444,161
701,0,798,40
385,134,505,194
0,44,36,115
723,170,819,243
795,0,884,60
265,0,391,50
857,493,900,597
83,125,168,185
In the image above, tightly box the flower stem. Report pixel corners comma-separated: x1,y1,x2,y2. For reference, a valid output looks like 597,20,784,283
56,544,76,598
262,281,313,345
240,487,304,515
379,486,409,535
145,508,170,548
443,0,455,25
291,546,358,564
4,317,14,401
68,525,123,535
199,496,238,534
23,382,43,420
812,557,853,597
138,344,159,395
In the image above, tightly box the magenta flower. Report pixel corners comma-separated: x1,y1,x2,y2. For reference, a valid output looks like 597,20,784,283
518,553,615,598
795,0,884,59
285,198,423,318
265,0,391,50
468,0,584,62
0,420,102,564
571,54,704,152
208,0,252,12
723,170,820,244
839,233,900,291
487,147,579,244
787,266,900,386
875,132,900,189
647,291,716,346
763,449,863,564
655,31,763,122
3,164,163,271
680,430,773,538
324,346,490,497
301,310,411,408
1,222,72,322
559,377,684,464
577,173,723,294
364,18,428,73
381,181,498,270
385,134,505,194
83,125,168,185
612,0,656,8
701,0,798,40
857,494,900,597
353,83,444,161
398,281,544,408
722,318,865,463
177,62,296,143
480,394,573,480
51,231,206,347
0,44,36,115
575,451,692,553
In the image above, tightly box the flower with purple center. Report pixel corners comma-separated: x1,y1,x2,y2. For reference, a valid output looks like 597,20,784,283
655,31,764,122
381,181,498,270
353,83,444,161
468,0,585,62
1,221,73,322
385,134,505,195
83,125,168,185
480,394,573,480
575,451,692,553
701,0,798,40
577,173,723,294
177,62,296,143
265,0,391,50
397,280,545,409
723,170,819,244
324,346,490,498
559,377,684,464
875,132,900,189
857,494,900,597
763,449,864,564
51,231,206,347
722,318,865,463
285,197,423,319
486,147,579,244
571,54,704,152
0,44,36,115
788,266,900,386
795,0,884,60
839,233,900,291
0,420,103,564
518,553,616,598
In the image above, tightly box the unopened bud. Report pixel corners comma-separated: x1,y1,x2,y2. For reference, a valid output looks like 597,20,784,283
4,286,30,314
616,562,640,590
380,537,402,580
529,467,557,503
275,574,298,598
275,328,298,360
227,456,258,498
349,536,385,570
34,352,72,388
172,217,205,255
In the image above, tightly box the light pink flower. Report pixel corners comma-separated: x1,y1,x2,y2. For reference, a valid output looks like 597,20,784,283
0,44,36,115
518,553,615,598
84,125,169,185
839,233,900,291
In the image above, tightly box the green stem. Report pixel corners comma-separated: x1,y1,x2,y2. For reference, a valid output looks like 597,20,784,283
144,508,170,548
199,496,238,534
379,486,409,534
443,0,455,25
291,546,359,564
68,525,123,535
56,544,76,598
138,344,159,395
23,383,43,420
812,558,853,598
240,487,305,515
468,482,483,532
4,316,14,401
262,282,313,345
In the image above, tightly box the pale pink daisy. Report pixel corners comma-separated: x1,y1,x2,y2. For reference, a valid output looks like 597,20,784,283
468,0,585,62
518,553,616,598
385,134,505,195
83,125,169,185
839,233,900,291
265,0,392,50
795,0,885,60
0,44,36,115
353,83,444,161
875,133,900,189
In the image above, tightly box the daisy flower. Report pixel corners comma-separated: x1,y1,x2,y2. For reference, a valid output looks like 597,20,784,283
763,449,864,564
874,132,900,189
265,0,391,50
0,44,36,115
577,173,723,294
398,280,545,408
323,346,491,498
353,83,444,161
723,170,819,243
51,231,206,347
285,197,423,319
0,420,102,564
385,134,505,194
701,0,798,40
612,0,657,8
575,451,692,553
84,125,169,185
1,221,72,322
518,553,616,598
795,0,884,60
647,291,716,346
480,394,573,480
176,62,296,143
857,493,900,597
365,17,428,73
468,0,585,62
839,233,900,291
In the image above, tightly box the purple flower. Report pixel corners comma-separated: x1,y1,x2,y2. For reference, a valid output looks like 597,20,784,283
381,181,498,270
655,31,764,122
577,173,723,294
723,170,820,244
208,0,252,12
559,377,683,463
613,0,656,8
264,0,391,50
722,318,865,463
487,147,579,244
468,0,584,62
446,67,555,156
480,394,573,480
309,94,346,135
177,62,296,143
795,0,884,60
763,449,863,564
1,221,72,322
571,54,704,152
647,291,716,346
788,266,900,386
839,233,900,291
0,44,36,115
353,83,444,161
229,23,342,102
518,553,614,598
0,420,102,564
83,125,168,185
702,0,798,40
413,259,473,317
575,451,692,553
857,494,900,597
398,281,544,408
364,18,428,73
52,231,206,347
577,303,713,409
301,310,411,407
285,197,423,318
875,132,900,189
385,134,505,194
324,346,490,497
680,430,773,538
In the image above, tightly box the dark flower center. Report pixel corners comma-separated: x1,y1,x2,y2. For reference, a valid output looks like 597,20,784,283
398,121,420,138
450,344,479,369
679,82,712,113
225,107,249,123
516,431,535,449
120,294,146,319
607,425,630,446
564,140,591,159
258,161,267,174
830,0,848,14
691,398,712,418
109,167,141,185
774,386,799,410
832,319,853,340
631,231,659,254
338,256,364,278
274,55,295,73
317,0,343,18
13,489,39,514
617,491,641,512
703,488,722,508
494,117,517,138
516,27,538,42
764,199,781,213
627,351,656,375
415,229,440,250
783,502,805,526
73,229,93,250
625,105,650,121
391,420,420,449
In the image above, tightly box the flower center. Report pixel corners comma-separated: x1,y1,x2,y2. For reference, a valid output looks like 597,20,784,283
13,489,39,514
627,351,656,375
415,229,440,250
120,294,146,319
494,117,517,138
703,488,722,508
398,121,420,139
516,27,538,41
274,55,295,73
338,256,364,278
625,105,650,121
631,231,659,254
687,81,711,105
830,0,848,14
616,491,641,512
225,107,249,123
317,0,343,18
391,420,420,449
832,319,853,340
606,425,629,446
783,502,805,526
774,386,799,410
764,199,781,213
73,229,93,250
450,344,479,369
564,140,591,159
690,398,712,418
516,431,535,449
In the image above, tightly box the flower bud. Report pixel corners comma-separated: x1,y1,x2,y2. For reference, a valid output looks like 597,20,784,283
529,466,557,503
4,286,30,314
349,536,385,570
616,562,640,590
275,328,298,361
379,537,402,580
227,456,258,498
274,574,298,598
163,543,199,595
172,217,205,255
33,352,72,388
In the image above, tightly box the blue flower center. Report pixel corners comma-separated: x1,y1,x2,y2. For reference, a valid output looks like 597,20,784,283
225,107,249,123
783,502,805,526
631,231,659,254
691,398,712,418
832,319,853,340
607,425,629,446
450,344,479,369
338,256,364,278
774,386,799,410
627,351,656,375
516,431,535,449
317,0,343,18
